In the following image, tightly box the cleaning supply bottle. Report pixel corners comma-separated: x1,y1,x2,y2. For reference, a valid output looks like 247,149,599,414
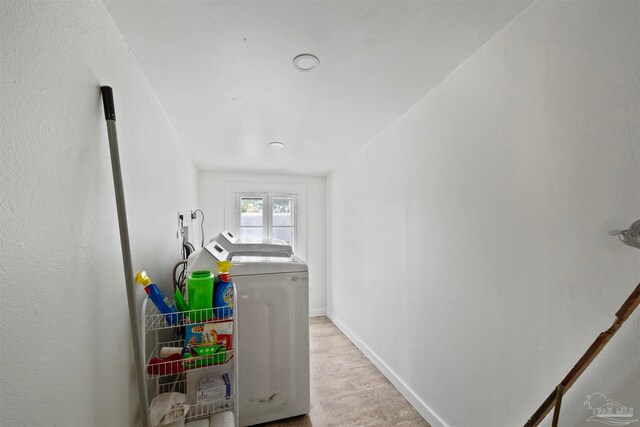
214,261,234,319
174,287,189,313
135,271,179,325
188,270,214,322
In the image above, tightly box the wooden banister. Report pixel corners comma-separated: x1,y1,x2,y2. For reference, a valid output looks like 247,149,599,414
524,282,640,427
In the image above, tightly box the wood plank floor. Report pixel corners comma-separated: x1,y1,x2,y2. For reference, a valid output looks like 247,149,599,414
258,316,430,427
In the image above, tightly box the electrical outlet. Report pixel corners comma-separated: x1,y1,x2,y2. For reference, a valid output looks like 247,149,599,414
191,210,197,221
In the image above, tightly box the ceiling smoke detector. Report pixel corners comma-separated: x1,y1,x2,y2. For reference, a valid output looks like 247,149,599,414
293,54,319,72
269,141,285,149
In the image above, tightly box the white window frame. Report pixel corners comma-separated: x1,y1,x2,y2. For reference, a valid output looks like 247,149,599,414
235,192,297,250
224,181,306,261
236,192,268,240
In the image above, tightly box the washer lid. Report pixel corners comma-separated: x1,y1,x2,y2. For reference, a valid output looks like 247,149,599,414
215,231,293,256
230,254,307,275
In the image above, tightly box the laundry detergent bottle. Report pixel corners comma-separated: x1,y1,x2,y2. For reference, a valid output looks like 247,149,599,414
214,261,234,319
188,270,214,322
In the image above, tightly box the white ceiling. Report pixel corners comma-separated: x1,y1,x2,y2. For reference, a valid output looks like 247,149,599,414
105,0,531,175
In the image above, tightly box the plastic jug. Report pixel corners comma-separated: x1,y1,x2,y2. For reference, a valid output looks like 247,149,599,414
214,261,233,319
188,270,214,321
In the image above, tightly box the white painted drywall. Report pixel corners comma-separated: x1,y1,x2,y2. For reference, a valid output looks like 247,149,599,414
198,171,327,316
327,1,640,426
1,2,197,426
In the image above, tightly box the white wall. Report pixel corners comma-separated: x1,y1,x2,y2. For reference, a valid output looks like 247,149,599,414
327,1,640,426
1,2,197,426
198,171,327,316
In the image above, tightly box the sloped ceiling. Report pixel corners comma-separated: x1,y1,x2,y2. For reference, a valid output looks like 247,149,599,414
105,0,532,175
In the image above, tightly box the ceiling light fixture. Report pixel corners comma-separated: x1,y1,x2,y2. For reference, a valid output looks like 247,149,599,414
269,141,285,149
292,54,319,72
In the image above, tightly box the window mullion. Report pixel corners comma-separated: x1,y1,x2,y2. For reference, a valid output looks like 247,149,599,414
235,193,241,236
265,192,270,241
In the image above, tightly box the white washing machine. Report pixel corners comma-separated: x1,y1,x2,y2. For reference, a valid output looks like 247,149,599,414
187,237,310,426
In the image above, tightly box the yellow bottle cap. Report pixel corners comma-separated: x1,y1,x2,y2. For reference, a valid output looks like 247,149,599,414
217,261,232,272
135,271,151,286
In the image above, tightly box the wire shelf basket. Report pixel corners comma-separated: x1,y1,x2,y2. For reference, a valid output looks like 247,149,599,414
140,283,238,426
146,339,235,379
152,378,235,421
145,304,234,332
186,397,236,422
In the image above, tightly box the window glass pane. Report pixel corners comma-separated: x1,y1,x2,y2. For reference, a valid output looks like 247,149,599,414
240,227,263,242
240,198,263,226
272,198,293,226
272,227,292,245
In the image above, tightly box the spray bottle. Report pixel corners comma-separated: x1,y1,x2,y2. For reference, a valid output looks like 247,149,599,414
135,271,179,325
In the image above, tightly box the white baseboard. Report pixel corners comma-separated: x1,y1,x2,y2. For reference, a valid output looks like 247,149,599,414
309,308,327,317
327,312,448,427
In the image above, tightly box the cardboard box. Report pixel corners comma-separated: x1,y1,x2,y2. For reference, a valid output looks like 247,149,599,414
185,320,233,350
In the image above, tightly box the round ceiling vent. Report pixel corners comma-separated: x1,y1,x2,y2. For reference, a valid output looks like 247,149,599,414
292,54,319,72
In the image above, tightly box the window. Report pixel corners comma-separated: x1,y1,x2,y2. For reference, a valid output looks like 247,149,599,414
236,193,296,249
239,196,264,241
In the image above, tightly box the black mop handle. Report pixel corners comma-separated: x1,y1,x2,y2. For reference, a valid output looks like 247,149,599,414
101,86,116,121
